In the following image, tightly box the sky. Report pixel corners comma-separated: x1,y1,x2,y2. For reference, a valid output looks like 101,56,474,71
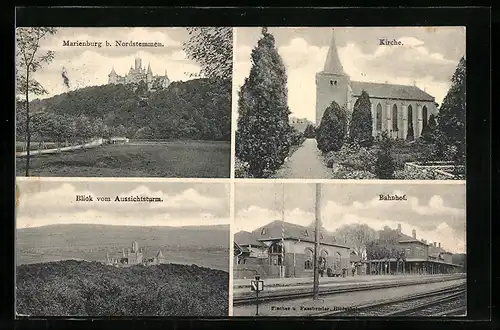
234,27,466,123
234,182,466,254
16,180,230,228
16,27,202,99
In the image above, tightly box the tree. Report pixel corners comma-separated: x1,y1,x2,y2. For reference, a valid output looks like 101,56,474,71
333,223,378,258
406,122,414,141
235,28,291,178
303,124,316,138
16,27,57,176
316,101,348,153
420,113,437,143
375,131,396,179
349,90,373,147
182,27,232,80
435,56,466,165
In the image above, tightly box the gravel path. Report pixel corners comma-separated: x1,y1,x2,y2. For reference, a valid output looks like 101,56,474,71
273,139,332,179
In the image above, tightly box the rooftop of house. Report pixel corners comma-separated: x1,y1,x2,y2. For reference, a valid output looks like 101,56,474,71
242,220,350,249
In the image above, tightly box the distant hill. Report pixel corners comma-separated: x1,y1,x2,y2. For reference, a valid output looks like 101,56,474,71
18,78,231,142
16,260,228,316
17,223,229,250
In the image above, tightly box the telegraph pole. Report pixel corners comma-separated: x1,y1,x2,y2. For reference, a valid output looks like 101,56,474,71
313,183,321,300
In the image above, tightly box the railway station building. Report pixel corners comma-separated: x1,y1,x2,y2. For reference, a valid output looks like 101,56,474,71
365,224,463,275
233,220,351,279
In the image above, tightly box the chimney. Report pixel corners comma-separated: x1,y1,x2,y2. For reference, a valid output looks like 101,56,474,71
397,224,402,233
439,242,441,248
412,229,416,239
385,80,388,84
434,242,437,247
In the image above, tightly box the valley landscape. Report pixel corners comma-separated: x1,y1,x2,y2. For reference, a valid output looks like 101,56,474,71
16,224,230,316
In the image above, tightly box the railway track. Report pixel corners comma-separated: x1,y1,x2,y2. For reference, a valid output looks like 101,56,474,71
311,283,466,317
233,274,465,306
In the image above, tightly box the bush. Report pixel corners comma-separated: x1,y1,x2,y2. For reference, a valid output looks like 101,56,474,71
234,158,251,178
327,142,377,173
288,127,306,147
303,124,316,138
316,101,347,153
332,167,377,179
374,131,396,179
394,167,439,180
349,90,373,147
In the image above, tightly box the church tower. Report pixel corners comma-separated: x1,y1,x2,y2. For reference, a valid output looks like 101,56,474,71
315,29,351,126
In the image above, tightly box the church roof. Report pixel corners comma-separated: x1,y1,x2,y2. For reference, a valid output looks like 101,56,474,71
147,63,152,74
323,29,346,75
351,81,435,102
250,220,350,249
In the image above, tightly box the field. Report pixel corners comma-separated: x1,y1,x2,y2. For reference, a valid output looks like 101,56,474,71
16,140,230,178
16,260,229,316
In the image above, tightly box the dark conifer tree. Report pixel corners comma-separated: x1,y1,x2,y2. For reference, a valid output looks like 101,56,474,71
375,131,395,179
235,27,290,177
316,101,347,153
349,90,373,147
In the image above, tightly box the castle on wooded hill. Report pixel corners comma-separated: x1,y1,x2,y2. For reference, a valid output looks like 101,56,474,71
108,57,171,91
105,241,167,267
316,29,439,140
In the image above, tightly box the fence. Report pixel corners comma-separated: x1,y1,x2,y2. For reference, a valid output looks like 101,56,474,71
16,138,104,157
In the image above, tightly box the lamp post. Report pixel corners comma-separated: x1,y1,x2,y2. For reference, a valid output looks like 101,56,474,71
313,183,321,300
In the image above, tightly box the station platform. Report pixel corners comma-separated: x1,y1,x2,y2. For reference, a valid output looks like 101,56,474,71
233,273,463,290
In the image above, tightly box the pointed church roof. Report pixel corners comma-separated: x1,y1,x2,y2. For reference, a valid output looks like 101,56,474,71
156,250,165,259
147,63,152,74
323,29,346,75
109,67,117,75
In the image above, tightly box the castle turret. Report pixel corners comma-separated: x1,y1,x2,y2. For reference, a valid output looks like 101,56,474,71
108,67,118,84
315,28,351,126
135,57,142,71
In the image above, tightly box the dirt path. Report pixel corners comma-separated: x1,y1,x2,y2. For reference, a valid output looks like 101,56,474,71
273,138,332,179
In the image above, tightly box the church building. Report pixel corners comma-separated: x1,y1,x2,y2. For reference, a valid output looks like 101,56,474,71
316,29,438,139
108,57,170,91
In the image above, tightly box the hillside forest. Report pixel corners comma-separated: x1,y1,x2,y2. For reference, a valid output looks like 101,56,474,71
16,78,231,144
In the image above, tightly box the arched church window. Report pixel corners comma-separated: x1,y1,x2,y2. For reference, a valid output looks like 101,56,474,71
261,228,267,235
392,104,398,131
304,248,313,270
330,80,333,86
376,103,382,131
334,252,342,271
408,105,413,128
422,106,428,129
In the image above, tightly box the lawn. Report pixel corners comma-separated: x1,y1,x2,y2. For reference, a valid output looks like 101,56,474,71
16,140,230,178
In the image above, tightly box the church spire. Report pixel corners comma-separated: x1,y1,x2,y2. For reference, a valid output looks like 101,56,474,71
147,62,152,74
323,28,346,75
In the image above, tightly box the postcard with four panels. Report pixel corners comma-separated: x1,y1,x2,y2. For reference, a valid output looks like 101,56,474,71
15,23,467,318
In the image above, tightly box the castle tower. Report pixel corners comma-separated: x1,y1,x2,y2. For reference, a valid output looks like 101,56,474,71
108,67,118,84
156,250,166,264
135,57,142,71
315,28,351,126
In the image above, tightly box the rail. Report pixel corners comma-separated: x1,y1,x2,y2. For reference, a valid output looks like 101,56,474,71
311,283,465,317
233,273,465,306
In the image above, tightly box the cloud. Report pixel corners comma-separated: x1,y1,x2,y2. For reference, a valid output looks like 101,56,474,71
17,183,228,226
235,189,466,253
19,28,201,99
17,209,229,229
234,29,459,122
